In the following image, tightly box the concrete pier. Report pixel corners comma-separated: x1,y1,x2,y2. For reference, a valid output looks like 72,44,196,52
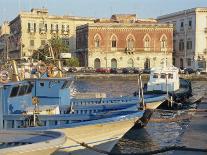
172,100,207,154
0,86,3,129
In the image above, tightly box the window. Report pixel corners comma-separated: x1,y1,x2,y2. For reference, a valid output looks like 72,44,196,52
10,86,20,97
160,73,166,79
26,84,33,94
179,39,184,51
127,38,134,50
30,40,34,47
144,35,150,48
95,39,100,48
111,34,117,48
181,21,184,28
51,24,58,31
160,35,167,49
45,24,47,31
168,74,173,79
189,20,192,27
18,85,28,96
187,40,192,50
41,40,46,46
187,58,191,66
28,22,36,32
112,40,116,48
94,34,101,48
28,23,31,30
180,20,184,31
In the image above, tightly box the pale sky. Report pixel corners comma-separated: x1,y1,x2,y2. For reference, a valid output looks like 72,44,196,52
0,0,207,24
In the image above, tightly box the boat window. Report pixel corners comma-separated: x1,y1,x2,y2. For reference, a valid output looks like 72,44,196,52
153,73,159,78
18,85,28,96
40,82,44,87
160,73,166,79
168,73,173,79
10,86,20,97
26,84,33,94
61,80,71,89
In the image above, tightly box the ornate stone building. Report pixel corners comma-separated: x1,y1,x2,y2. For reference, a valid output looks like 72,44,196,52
158,8,207,71
76,14,173,69
2,8,95,59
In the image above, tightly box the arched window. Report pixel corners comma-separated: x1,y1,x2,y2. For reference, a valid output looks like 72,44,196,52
126,34,135,50
111,34,117,48
127,58,134,67
94,58,101,69
94,34,101,48
160,34,167,49
111,58,117,68
143,34,151,48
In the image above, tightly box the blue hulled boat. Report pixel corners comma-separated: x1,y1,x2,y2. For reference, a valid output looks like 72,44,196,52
0,77,167,154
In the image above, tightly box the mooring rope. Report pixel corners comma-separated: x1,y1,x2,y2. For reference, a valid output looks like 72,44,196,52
63,136,110,154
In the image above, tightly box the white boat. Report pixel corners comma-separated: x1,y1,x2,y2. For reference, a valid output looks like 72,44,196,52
0,130,66,155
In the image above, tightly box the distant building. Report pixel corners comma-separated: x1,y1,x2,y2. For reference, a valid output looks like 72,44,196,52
0,22,10,60
1,8,95,59
157,8,207,71
76,14,173,69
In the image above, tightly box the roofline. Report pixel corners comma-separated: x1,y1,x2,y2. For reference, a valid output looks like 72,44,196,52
157,7,207,20
76,23,173,30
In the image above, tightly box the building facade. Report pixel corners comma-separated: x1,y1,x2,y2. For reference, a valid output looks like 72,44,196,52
0,22,10,60
157,8,207,71
76,15,173,69
2,8,95,59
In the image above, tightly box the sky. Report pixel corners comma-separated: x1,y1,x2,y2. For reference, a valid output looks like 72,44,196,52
0,0,207,24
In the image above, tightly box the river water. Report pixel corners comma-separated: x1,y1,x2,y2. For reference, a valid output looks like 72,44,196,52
71,80,207,154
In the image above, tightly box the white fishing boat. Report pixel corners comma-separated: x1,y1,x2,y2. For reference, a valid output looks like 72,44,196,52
0,130,66,155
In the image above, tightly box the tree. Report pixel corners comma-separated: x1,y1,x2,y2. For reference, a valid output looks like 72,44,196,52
63,57,79,67
32,37,69,61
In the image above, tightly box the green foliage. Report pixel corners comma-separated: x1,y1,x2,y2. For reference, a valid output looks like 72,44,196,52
63,57,79,67
32,37,69,61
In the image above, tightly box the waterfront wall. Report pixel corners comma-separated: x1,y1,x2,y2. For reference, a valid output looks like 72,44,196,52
71,73,207,81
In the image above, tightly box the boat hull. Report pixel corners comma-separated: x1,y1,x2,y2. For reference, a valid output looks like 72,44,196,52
53,113,142,154
0,130,66,155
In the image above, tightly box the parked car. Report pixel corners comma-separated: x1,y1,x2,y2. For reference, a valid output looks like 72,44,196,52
68,67,78,73
80,67,96,73
133,67,141,74
184,68,195,74
96,68,111,73
122,67,134,74
110,68,122,74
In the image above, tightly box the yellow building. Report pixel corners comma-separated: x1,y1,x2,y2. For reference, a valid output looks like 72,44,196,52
6,8,95,59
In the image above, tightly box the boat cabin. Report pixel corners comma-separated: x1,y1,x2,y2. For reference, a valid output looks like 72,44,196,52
147,66,180,92
1,78,73,115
